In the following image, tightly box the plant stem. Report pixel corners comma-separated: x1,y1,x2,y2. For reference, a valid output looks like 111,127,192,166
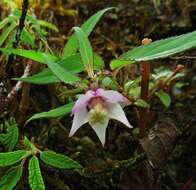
139,38,152,138
139,62,150,138
4,0,29,82
148,64,184,99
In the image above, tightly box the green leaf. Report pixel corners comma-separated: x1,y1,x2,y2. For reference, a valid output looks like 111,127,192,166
0,48,58,63
14,54,84,84
94,53,104,70
15,53,102,85
134,99,150,108
73,27,94,74
21,28,35,47
44,55,80,84
0,118,19,151
0,17,11,30
117,31,196,67
63,7,114,58
155,90,171,108
28,156,45,190
0,22,16,46
0,150,27,166
26,102,74,124
14,69,60,84
40,150,82,169
37,20,59,32
23,136,33,149
0,165,23,190
110,59,134,70
23,137,37,152
14,54,83,84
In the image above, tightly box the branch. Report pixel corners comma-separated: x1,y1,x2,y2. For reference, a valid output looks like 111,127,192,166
4,0,29,82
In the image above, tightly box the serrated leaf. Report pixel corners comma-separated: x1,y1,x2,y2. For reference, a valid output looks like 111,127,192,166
63,7,114,58
23,137,37,152
134,99,150,108
101,77,113,87
0,165,23,190
0,48,58,63
44,55,80,84
155,90,171,108
40,150,82,169
23,136,33,149
0,22,16,46
0,150,27,166
0,118,19,151
73,27,94,74
114,30,196,69
26,102,74,124
28,156,45,190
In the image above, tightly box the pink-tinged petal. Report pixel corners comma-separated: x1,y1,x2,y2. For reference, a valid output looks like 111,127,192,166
97,89,129,104
72,91,94,114
108,103,133,128
90,117,109,146
69,108,89,137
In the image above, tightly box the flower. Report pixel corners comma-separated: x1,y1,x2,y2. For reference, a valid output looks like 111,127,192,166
69,88,133,146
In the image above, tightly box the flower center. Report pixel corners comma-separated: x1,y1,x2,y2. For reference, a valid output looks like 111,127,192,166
88,97,107,125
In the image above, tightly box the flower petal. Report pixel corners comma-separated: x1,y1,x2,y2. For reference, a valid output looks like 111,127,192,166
69,108,89,137
72,92,94,114
97,89,129,104
90,117,109,146
108,103,133,128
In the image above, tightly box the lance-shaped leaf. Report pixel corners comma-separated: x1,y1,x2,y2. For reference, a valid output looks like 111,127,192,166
0,150,27,166
26,102,74,124
37,20,59,32
44,55,80,84
0,17,11,30
0,48,58,63
14,69,60,84
63,7,114,58
0,165,23,190
110,59,135,70
0,22,17,46
14,54,83,84
73,27,94,75
21,28,35,47
111,30,196,69
40,151,82,169
14,53,103,84
155,90,171,108
28,156,45,190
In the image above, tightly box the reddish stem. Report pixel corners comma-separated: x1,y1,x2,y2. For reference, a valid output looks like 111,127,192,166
139,61,150,138
177,177,192,190
148,64,184,99
139,38,151,138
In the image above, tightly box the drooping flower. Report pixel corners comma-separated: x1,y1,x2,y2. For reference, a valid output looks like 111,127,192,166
69,88,133,146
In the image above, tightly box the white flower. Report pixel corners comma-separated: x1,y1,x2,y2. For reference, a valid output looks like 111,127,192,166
69,88,133,146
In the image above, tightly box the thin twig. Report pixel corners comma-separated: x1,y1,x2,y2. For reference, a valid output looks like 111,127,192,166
170,56,196,60
6,60,33,104
4,0,29,82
